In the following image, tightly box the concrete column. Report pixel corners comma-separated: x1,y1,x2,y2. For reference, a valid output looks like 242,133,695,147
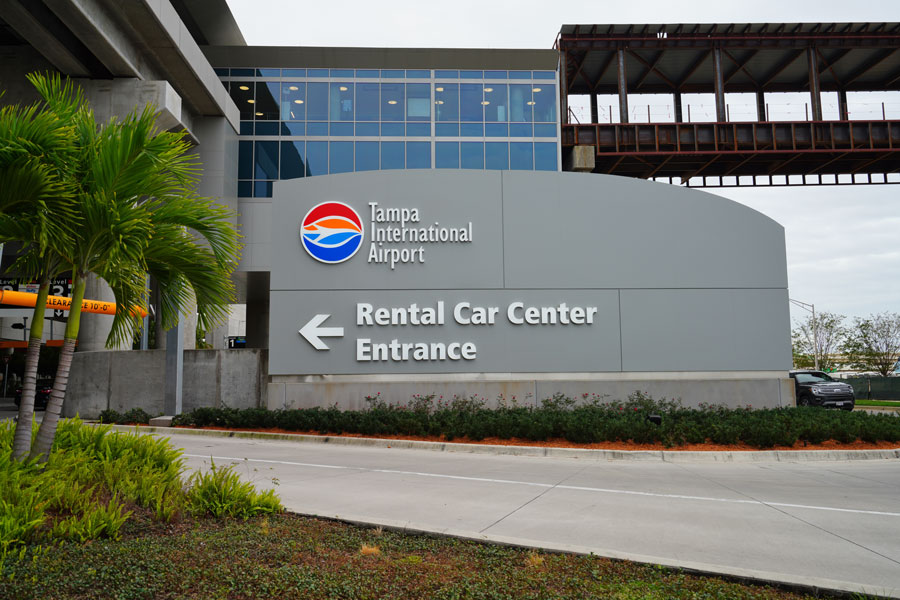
838,89,849,120
77,274,131,351
674,93,683,123
712,47,727,122
616,48,629,123
756,91,767,121
164,323,183,415
807,47,823,121
590,93,598,124
190,116,239,350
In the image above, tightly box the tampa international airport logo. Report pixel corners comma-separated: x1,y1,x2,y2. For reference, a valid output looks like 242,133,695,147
300,202,364,264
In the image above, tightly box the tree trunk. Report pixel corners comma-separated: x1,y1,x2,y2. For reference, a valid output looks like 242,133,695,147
12,281,49,460
30,275,85,462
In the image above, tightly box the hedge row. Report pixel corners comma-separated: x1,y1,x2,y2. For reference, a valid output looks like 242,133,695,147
170,393,900,449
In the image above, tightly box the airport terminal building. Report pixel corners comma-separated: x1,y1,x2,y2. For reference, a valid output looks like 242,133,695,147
0,0,800,415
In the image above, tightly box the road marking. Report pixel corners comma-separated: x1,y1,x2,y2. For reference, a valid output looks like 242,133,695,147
184,454,900,518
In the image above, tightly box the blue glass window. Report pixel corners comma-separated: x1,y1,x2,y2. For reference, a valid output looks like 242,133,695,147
406,123,430,136
356,142,379,172
484,70,506,79
483,84,508,122
306,122,328,136
381,142,404,169
214,68,229,76
381,69,404,78
460,142,483,169
306,82,329,121
330,69,353,78
253,181,273,198
534,123,556,137
460,70,482,79
381,123,404,136
240,121,253,135
283,69,306,77
508,71,531,80
406,142,431,169
533,71,557,80
355,123,379,136
306,141,327,176
356,82,379,121
435,142,459,168
534,142,557,171
509,123,532,137
406,69,430,78
259,69,280,77
532,84,556,123
254,82,279,120
254,141,278,179
329,141,353,174
255,122,278,135
280,141,305,179
330,83,354,121
282,122,305,135
435,70,458,78
281,82,305,120
509,142,533,170
230,81,254,120
308,69,329,78
436,123,459,136
485,123,508,137
329,122,353,136
406,83,430,121
231,68,254,77
485,142,508,170
381,83,404,121
435,83,458,121
238,181,252,198
460,123,483,137
238,141,253,179
356,69,379,78
460,84,483,122
509,85,533,122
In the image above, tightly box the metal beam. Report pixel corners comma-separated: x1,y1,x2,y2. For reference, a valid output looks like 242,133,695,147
808,47,823,120
617,48,629,123
713,47,727,121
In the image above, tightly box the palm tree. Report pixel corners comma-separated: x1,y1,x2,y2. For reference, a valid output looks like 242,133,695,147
0,73,240,461
0,91,78,460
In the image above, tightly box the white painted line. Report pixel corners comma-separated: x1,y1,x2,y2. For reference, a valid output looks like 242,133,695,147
184,453,900,518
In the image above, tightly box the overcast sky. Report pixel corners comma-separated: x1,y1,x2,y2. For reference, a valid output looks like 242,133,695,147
225,0,900,324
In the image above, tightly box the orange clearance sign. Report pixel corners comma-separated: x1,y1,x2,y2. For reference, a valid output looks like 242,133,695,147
0,289,147,317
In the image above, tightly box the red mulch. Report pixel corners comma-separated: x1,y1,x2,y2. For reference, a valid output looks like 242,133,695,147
170,425,900,452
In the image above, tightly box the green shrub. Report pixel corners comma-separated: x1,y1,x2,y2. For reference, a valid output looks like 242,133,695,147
186,461,282,519
169,394,900,450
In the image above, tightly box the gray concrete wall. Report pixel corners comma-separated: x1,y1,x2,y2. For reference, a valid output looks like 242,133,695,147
267,374,795,412
64,348,267,418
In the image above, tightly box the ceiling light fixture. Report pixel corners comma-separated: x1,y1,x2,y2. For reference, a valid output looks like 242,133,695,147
294,99,304,104
288,86,299,91
239,85,249,91
247,99,255,103
484,87,493,92
387,100,398,104
527,101,536,105
435,87,444,92
339,86,348,91
532,87,542,93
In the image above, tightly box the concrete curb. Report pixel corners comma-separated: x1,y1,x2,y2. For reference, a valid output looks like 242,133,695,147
293,510,900,599
109,424,900,463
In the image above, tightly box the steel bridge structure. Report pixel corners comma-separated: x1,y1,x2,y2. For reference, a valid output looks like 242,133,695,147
557,23,900,187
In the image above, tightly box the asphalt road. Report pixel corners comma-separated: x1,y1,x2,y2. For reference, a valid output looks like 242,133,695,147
159,431,900,598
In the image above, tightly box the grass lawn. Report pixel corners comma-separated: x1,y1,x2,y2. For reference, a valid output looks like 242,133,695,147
1,511,838,600
855,399,900,407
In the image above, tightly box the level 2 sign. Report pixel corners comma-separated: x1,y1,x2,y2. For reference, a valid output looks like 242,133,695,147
298,300,599,363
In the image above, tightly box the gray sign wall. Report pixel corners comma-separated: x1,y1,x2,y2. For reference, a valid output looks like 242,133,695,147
269,170,791,376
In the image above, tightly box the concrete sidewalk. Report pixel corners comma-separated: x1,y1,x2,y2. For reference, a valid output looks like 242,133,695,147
123,426,900,599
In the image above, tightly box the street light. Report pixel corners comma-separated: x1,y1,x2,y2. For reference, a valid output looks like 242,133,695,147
789,299,818,371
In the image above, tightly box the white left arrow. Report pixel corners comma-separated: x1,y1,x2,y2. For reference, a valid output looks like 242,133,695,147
299,314,344,350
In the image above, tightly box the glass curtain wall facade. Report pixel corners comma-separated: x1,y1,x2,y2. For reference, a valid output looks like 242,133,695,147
216,68,560,197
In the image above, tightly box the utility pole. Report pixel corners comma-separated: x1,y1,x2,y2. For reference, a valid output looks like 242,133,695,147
790,299,819,370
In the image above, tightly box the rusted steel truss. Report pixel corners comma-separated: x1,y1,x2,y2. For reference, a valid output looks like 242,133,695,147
562,119,900,187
